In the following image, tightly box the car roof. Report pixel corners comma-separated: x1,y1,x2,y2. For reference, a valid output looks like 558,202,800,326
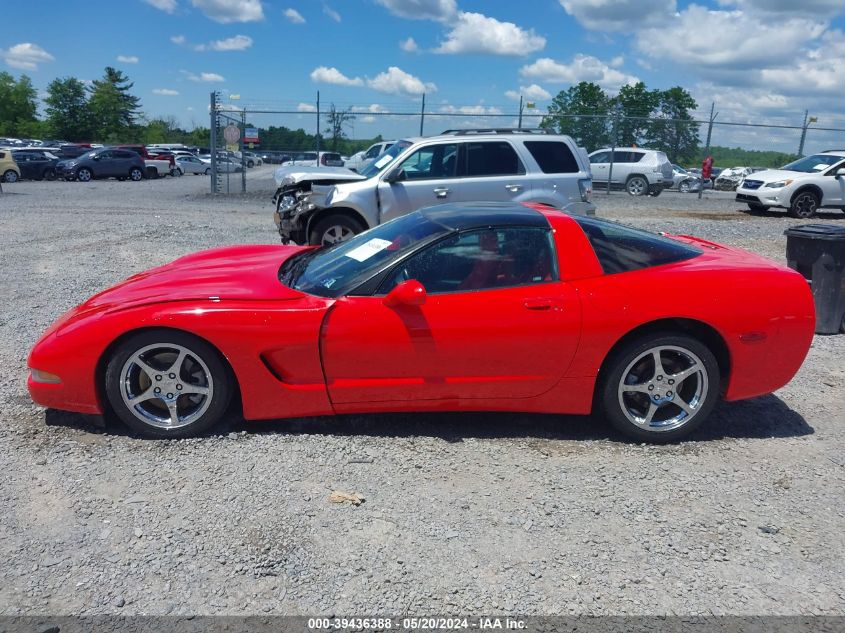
420,202,549,231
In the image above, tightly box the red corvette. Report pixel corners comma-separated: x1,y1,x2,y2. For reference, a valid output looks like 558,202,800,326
28,203,815,441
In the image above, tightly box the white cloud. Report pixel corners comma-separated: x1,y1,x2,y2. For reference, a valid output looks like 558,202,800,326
283,7,305,23
400,37,419,52
0,43,54,71
171,34,186,44
144,0,178,13
559,0,675,30
206,34,253,51
438,104,503,115
719,0,845,16
758,30,845,94
190,0,263,23
184,71,226,82
636,6,826,69
504,84,552,101
297,102,317,112
367,66,436,95
520,55,638,89
434,12,545,56
310,66,364,87
353,103,390,113
375,0,457,21
153,88,180,96
323,5,341,22
361,116,377,123
116,55,139,64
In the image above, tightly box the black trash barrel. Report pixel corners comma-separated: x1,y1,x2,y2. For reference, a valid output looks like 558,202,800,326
784,224,845,334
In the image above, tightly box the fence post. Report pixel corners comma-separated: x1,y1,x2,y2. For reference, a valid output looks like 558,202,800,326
316,91,321,157
518,95,523,129
209,91,217,194
420,92,426,136
240,109,246,193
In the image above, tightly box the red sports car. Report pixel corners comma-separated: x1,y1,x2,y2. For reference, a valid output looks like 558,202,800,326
27,203,815,442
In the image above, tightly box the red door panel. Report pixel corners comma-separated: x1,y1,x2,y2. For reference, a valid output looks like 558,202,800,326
320,283,581,404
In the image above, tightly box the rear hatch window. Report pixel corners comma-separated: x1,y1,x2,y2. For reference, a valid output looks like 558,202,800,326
524,141,579,173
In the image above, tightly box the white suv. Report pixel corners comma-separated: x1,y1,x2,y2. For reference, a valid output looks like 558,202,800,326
273,129,595,245
735,150,845,218
588,147,674,196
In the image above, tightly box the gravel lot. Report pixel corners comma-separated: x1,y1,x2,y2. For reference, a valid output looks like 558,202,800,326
1,169,844,616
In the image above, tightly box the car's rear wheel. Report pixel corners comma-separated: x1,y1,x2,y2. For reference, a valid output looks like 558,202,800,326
3,169,18,183
626,176,648,196
310,214,365,246
77,168,92,182
678,180,691,193
43,168,57,181
788,191,819,219
105,330,232,439
204,167,211,175
129,167,144,181
599,333,720,442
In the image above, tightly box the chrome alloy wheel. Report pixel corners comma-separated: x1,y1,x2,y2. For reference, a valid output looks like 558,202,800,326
617,345,709,432
627,176,647,196
119,343,213,429
321,224,355,245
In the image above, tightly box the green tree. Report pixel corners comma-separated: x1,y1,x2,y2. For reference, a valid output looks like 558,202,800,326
540,82,612,150
88,67,141,142
44,77,93,141
613,82,659,147
323,104,356,151
0,72,39,137
645,86,700,163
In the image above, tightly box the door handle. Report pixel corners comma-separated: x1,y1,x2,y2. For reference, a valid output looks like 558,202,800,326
524,299,554,310
433,187,451,198
505,184,523,192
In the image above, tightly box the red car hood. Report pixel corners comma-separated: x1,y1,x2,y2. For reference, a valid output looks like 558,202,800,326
84,244,311,311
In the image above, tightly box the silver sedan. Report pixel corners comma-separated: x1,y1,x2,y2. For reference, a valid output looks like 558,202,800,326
176,155,211,175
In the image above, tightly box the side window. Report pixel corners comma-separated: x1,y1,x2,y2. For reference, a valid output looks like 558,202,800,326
397,143,458,180
463,141,524,177
98,151,113,159
628,152,645,163
379,227,557,294
524,141,579,173
114,150,132,159
611,151,632,163
590,151,610,164
365,145,382,158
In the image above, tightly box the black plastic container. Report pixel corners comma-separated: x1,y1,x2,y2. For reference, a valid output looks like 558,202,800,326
784,224,845,334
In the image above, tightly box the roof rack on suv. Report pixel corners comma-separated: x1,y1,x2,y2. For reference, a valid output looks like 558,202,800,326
439,128,551,136
822,149,845,153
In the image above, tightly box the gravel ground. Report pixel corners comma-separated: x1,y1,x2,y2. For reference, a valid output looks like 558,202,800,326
1,170,844,616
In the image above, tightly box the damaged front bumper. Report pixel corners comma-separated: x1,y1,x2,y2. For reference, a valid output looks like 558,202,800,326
272,188,319,244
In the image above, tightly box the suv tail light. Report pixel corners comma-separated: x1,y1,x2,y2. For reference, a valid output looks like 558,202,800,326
578,178,592,203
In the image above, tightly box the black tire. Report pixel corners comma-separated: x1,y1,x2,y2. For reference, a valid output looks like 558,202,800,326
104,330,232,439
247,160,254,168
130,167,144,181
788,191,819,219
678,180,690,193
4,169,20,183
626,176,648,196
43,168,57,181
76,167,93,182
599,332,720,443
309,214,365,246
647,186,662,197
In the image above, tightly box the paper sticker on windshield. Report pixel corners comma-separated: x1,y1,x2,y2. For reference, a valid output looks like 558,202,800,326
374,155,393,169
345,238,393,262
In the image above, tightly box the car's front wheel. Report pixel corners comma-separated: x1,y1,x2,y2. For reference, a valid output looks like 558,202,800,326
626,176,648,196
788,191,819,219
77,168,93,182
599,333,720,442
105,330,232,439
678,180,691,193
310,214,365,246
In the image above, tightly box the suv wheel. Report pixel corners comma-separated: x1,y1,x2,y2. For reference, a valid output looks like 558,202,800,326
77,168,93,182
310,215,365,246
788,191,819,219
626,176,648,196
647,186,663,197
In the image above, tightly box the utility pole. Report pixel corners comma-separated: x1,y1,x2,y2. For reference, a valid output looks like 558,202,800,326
699,102,718,200
209,91,218,194
798,110,817,157
420,92,426,136
518,95,523,129
316,91,321,158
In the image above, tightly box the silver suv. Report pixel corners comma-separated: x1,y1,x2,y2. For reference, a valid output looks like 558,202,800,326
273,129,595,245
588,147,674,196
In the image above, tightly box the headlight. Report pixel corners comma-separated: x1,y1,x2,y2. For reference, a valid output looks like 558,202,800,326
764,179,792,189
279,195,296,211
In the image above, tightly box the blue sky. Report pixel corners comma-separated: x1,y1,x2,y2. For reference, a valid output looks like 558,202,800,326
3,0,845,152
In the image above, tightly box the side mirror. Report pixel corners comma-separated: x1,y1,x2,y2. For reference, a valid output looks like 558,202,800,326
384,168,406,184
383,279,426,308
836,168,845,178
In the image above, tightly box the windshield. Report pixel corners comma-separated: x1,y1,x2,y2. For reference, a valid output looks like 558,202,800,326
782,154,844,173
357,140,412,178
280,211,451,298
